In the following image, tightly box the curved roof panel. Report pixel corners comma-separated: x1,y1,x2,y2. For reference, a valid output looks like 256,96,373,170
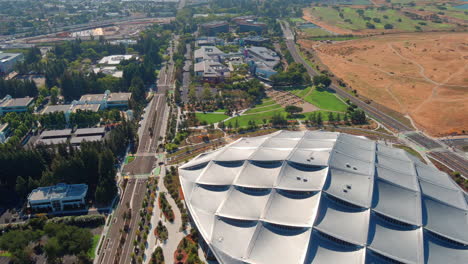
217,187,271,220
179,131,468,264
276,162,328,191
367,216,423,264
422,197,468,244
246,223,311,264
314,195,370,245
373,179,422,225
197,161,243,185
304,231,365,264
262,190,321,227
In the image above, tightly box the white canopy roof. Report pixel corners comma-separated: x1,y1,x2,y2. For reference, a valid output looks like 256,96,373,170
179,131,468,264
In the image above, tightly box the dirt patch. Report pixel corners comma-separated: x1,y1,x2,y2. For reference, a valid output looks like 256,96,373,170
307,32,468,136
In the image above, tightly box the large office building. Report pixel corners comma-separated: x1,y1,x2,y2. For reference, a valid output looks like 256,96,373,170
78,90,132,109
27,183,88,212
0,52,23,74
0,95,34,115
200,21,229,36
179,131,468,264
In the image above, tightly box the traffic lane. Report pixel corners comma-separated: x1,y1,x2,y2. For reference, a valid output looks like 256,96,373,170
98,179,136,264
120,179,147,264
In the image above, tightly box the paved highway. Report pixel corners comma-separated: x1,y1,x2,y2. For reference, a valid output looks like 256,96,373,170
280,21,468,177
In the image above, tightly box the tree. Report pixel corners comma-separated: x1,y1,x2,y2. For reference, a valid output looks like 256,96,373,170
95,150,117,204
285,105,303,116
350,109,367,125
308,112,317,125
384,23,394,29
50,86,60,105
271,113,287,126
328,112,335,124
45,237,61,264
317,112,323,126
15,176,28,198
366,22,376,29
312,75,331,88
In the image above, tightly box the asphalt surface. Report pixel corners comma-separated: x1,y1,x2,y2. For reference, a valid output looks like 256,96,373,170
97,179,136,264
181,43,192,103
119,179,147,264
98,37,177,264
280,21,468,177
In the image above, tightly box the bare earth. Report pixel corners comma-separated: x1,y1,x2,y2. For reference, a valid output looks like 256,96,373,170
303,32,468,136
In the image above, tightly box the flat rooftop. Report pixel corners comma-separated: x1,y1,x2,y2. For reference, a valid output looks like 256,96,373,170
40,129,72,138
107,92,131,102
72,104,100,112
70,135,103,144
74,127,105,136
35,137,68,145
0,97,34,108
29,183,88,201
41,104,72,114
79,94,105,102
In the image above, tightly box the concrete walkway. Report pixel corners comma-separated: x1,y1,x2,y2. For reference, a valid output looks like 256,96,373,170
144,166,189,264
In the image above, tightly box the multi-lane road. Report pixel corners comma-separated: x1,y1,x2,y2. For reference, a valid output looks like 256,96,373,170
280,21,468,177
97,37,177,264
97,178,146,264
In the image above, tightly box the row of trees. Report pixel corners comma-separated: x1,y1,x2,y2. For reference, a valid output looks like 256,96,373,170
0,78,38,98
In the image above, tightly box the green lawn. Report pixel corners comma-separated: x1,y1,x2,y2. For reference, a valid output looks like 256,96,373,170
225,109,287,127
289,86,312,98
195,113,229,124
303,87,348,112
0,251,12,257
307,6,456,31
88,235,100,259
214,109,227,113
255,98,276,107
244,104,282,114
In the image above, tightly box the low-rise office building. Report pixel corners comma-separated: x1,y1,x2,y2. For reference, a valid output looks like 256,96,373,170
0,95,34,115
78,90,132,109
0,52,23,74
194,60,231,83
199,21,229,36
246,46,280,68
28,183,88,212
194,46,225,63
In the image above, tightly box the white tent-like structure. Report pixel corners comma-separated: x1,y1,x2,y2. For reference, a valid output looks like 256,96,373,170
179,131,468,264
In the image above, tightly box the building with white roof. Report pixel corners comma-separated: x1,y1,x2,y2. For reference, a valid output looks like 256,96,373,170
98,55,136,65
27,183,88,212
0,52,23,74
179,130,468,264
